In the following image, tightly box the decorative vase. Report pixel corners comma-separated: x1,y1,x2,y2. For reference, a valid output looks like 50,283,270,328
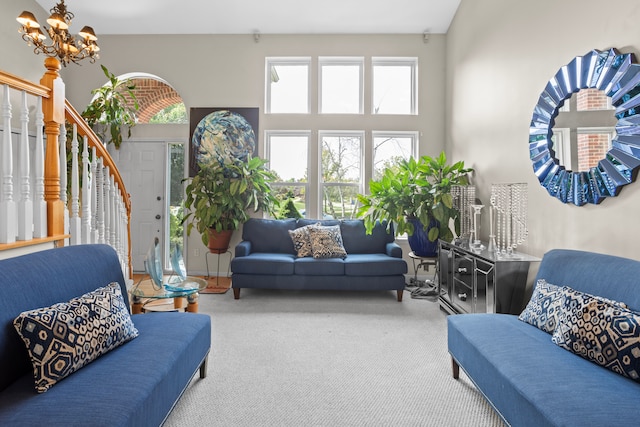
207,228,233,254
407,218,439,257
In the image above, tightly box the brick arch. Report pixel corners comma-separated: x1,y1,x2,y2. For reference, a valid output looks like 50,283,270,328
119,76,184,124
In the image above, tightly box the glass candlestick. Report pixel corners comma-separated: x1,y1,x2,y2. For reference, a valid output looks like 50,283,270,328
469,204,485,251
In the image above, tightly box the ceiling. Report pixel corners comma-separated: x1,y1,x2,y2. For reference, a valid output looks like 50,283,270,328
35,0,461,35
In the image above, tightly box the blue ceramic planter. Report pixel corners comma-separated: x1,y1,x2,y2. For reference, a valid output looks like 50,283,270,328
407,218,439,257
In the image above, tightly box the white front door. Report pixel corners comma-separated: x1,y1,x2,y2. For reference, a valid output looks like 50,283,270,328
116,142,166,272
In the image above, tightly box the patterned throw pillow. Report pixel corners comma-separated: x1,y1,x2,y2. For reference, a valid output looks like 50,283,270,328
551,288,639,381
13,282,139,393
288,224,317,257
518,279,565,334
308,225,347,259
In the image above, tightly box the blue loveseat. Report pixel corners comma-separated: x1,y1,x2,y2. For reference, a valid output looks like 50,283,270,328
0,244,211,427
448,249,640,426
231,218,408,301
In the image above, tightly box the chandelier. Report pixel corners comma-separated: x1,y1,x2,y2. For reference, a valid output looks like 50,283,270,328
16,0,100,66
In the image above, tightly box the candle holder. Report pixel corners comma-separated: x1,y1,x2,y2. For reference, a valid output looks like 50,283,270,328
469,204,485,252
489,183,528,258
451,185,475,247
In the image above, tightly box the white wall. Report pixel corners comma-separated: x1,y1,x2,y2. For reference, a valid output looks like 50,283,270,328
446,0,640,260
61,33,446,274
1,0,50,82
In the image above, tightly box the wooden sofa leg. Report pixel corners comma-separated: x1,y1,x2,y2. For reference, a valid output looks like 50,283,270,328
397,290,403,302
199,358,208,379
451,357,460,379
233,288,240,299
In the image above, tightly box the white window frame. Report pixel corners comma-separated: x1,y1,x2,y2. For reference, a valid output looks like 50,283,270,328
318,130,365,219
318,56,364,114
371,57,418,115
265,130,311,216
265,57,311,114
370,130,419,183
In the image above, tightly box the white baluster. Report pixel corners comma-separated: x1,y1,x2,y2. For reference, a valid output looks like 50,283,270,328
69,124,81,245
90,147,98,243
33,96,47,238
104,165,111,246
60,123,69,245
81,136,91,243
110,175,117,249
96,159,105,243
18,91,32,241
0,84,16,243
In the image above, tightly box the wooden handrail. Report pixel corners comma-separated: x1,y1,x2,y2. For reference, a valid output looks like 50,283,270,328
0,70,50,98
65,101,133,277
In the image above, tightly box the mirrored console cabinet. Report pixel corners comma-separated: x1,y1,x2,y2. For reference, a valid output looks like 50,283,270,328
438,241,541,315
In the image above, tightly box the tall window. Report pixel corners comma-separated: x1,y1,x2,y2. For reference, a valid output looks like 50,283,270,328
372,57,418,115
319,57,363,114
320,132,363,219
372,132,418,180
266,58,311,114
266,132,310,217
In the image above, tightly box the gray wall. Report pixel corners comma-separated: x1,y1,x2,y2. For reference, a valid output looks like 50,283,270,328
446,0,640,260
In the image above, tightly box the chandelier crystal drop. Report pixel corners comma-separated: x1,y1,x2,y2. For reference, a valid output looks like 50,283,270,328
17,0,99,66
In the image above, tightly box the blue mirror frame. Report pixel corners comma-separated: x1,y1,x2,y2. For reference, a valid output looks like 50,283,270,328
530,48,640,205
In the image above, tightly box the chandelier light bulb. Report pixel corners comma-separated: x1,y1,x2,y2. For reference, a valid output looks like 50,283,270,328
16,1,100,66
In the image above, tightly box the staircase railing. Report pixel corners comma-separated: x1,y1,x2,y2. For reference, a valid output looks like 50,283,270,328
0,58,132,279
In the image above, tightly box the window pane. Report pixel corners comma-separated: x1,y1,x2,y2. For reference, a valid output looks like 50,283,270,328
268,62,309,113
320,61,362,114
268,135,308,182
167,143,184,267
321,135,362,183
273,185,307,219
322,185,359,220
372,134,415,180
372,59,416,114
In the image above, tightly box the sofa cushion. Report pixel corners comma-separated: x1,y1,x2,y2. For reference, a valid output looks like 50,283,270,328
518,279,565,334
340,220,393,254
242,218,297,254
231,253,296,275
308,225,347,259
344,254,408,276
294,257,345,276
288,224,318,257
552,288,640,382
13,282,139,393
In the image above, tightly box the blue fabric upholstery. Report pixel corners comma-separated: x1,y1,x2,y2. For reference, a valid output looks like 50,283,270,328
0,245,211,427
448,249,640,426
241,218,297,254
231,219,407,298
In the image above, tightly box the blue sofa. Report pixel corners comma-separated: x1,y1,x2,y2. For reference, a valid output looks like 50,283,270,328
231,218,408,301
0,245,211,427
448,249,640,426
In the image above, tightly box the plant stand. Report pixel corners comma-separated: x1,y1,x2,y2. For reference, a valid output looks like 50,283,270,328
205,249,232,286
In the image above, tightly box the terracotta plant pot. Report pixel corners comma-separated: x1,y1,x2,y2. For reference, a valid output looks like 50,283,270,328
207,229,233,254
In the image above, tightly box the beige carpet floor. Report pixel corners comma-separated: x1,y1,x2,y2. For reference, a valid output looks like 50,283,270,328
164,288,506,427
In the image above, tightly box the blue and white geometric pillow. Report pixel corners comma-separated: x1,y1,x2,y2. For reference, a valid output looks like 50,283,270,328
518,279,566,334
13,282,139,393
308,225,347,259
288,224,319,258
551,288,640,382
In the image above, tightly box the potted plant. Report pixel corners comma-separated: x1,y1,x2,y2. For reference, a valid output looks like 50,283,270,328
183,155,279,253
81,65,139,149
356,152,472,257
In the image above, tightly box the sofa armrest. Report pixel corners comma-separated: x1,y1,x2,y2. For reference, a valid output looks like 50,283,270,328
235,241,252,257
386,242,402,258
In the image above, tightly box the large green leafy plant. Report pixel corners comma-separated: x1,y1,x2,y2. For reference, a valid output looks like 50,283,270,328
183,156,279,246
357,152,472,243
82,65,138,149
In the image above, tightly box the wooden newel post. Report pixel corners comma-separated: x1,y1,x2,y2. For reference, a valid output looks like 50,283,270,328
40,57,66,237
